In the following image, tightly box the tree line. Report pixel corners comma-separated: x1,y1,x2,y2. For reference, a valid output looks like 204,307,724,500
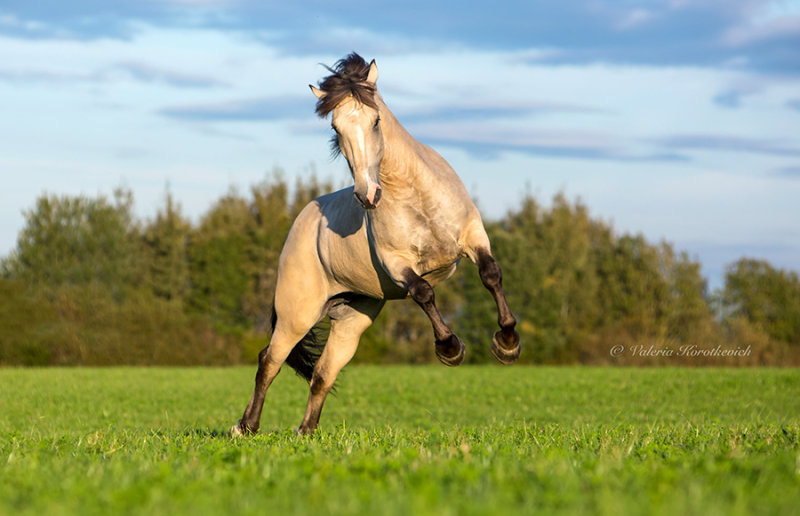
2,173,799,366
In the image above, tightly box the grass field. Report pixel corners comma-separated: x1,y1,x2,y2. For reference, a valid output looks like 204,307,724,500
1,365,799,515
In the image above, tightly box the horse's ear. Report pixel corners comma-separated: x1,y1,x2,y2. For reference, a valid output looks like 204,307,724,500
366,59,378,85
310,85,325,99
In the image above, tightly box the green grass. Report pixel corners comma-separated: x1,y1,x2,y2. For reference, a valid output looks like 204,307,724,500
1,366,799,515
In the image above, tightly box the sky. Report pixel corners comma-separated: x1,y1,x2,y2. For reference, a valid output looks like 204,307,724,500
1,0,799,290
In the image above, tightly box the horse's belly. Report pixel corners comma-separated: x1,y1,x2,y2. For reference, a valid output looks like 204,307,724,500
328,255,405,299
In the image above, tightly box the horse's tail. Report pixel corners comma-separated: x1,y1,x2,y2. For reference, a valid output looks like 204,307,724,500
269,305,329,383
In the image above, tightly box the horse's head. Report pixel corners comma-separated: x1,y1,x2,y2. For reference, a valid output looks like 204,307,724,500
311,53,383,210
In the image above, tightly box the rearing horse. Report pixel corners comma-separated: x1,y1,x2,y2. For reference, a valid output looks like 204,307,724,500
231,53,520,437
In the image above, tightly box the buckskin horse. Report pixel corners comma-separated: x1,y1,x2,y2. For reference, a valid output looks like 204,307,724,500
231,53,520,437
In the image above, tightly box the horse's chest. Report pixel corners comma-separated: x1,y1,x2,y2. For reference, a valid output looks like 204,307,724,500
372,214,462,271
410,237,458,266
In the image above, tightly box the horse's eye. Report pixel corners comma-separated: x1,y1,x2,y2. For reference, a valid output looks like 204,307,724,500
373,117,380,129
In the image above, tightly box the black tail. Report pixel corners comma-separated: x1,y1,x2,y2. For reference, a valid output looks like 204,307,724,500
270,306,330,383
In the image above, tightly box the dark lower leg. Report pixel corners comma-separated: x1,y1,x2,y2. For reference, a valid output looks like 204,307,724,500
297,372,330,435
477,249,519,356
296,300,379,435
238,347,281,433
404,269,464,364
404,269,451,341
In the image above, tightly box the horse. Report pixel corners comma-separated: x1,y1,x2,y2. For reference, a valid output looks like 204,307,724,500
230,52,520,437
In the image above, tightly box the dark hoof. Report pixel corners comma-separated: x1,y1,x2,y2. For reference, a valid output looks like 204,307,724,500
491,330,520,365
435,335,465,367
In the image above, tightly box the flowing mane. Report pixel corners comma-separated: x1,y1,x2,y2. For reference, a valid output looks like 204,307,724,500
314,52,378,117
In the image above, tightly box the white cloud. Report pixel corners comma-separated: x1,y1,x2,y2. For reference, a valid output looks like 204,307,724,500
720,0,800,45
617,8,657,30
721,15,800,46
0,13,45,31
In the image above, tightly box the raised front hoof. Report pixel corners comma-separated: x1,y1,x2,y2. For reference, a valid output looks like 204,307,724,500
435,335,465,367
491,330,520,365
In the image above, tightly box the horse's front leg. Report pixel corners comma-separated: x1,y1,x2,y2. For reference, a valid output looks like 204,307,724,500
230,322,309,436
403,268,465,366
475,248,520,364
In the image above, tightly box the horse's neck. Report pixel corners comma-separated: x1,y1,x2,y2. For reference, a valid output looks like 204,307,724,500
372,99,479,248
378,104,431,190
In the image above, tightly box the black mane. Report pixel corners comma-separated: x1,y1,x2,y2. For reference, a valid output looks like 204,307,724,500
315,52,378,118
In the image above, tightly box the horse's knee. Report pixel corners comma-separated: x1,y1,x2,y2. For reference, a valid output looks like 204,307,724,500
407,277,435,306
479,256,503,288
309,370,330,396
257,345,287,370
258,347,270,365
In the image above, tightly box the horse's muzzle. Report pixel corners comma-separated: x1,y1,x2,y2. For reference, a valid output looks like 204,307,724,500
355,184,382,210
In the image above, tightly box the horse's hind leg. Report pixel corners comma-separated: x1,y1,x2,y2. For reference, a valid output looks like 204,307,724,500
296,297,384,436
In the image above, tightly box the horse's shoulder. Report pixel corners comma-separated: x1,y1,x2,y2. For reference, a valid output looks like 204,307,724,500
315,187,367,240
315,187,360,220
316,186,354,206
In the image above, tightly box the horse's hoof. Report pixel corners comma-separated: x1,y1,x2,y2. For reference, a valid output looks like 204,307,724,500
435,335,465,367
295,426,315,436
229,419,256,438
491,330,520,365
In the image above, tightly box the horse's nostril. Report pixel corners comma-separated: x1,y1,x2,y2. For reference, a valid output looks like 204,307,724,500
354,191,370,209
354,188,380,209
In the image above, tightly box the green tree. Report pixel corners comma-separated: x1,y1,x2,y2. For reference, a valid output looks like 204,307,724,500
240,176,293,332
721,258,800,344
2,188,141,295
0,280,59,365
663,248,715,344
596,234,670,339
186,188,252,330
142,189,191,302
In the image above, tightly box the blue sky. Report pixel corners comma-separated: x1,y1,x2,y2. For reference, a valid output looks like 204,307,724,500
1,0,799,289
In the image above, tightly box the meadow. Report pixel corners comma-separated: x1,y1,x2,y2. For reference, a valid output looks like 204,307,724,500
1,365,798,515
